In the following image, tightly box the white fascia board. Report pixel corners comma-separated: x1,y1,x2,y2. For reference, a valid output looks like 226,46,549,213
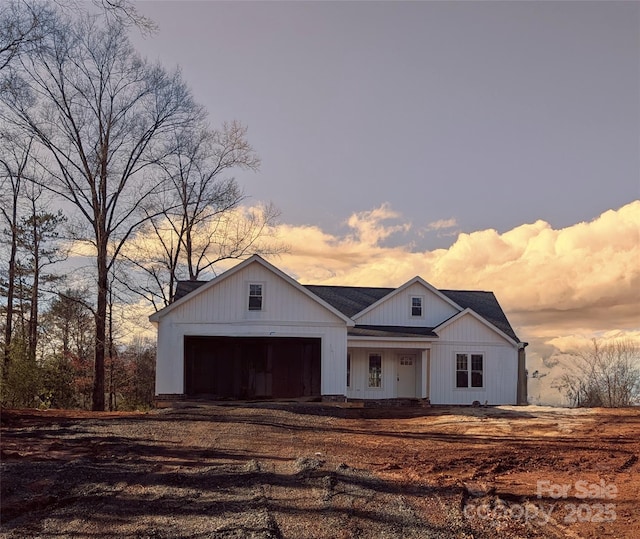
347,337,435,349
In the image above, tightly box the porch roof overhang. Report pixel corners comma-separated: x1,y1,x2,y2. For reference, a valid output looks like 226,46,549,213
348,325,438,338
347,337,434,349
347,325,437,349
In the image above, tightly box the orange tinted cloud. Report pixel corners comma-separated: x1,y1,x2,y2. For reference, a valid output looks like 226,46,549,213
274,201,639,405
275,200,640,342
69,199,638,404
425,218,458,231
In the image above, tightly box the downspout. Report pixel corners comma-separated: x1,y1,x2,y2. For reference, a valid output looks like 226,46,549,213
517,342,529,405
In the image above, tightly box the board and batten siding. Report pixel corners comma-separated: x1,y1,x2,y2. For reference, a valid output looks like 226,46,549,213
429,313,518,404
354,282,459,327
346,348,426,400
168,263,343,325
154,262,349,397
346,349,396,400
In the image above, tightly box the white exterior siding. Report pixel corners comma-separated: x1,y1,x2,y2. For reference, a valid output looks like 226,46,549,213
152,256,522,405
154,262,348,397
354,282,458,327
429,313,518,404
156,318,183,395
437,312,512,344
168,264,342,325
346,347,427,400
346,349,397,400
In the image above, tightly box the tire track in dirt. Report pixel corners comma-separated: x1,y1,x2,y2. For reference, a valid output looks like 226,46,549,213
2,404,639,538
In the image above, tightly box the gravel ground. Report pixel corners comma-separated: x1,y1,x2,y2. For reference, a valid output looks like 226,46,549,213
1,403,638,538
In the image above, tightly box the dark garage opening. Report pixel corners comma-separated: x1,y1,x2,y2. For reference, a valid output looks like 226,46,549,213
184,336,321,399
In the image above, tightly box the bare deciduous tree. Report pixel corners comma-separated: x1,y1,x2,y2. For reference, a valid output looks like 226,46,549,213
0,132,32,371
560,339,640,407
1,12,198,410
120,122,284,309
94,0,157,35
0,0,155,71
0,0,55,74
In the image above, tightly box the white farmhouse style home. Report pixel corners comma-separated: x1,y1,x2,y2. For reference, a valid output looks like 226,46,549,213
150,255,527,405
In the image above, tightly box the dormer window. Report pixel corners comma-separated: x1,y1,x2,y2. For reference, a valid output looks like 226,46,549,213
248,283,263,311
411,296,423,317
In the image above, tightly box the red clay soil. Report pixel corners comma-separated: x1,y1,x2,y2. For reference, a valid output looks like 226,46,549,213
1,403,638,538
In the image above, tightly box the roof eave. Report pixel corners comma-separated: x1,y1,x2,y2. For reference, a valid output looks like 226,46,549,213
347,335,439,342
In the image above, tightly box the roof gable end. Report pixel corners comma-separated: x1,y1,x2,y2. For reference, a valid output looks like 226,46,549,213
352,276,463,321
149,255,354,325
435,308,518,346
439,290,520,342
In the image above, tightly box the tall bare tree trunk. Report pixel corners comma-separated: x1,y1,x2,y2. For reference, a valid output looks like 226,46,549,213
27,199,39,363
0,143,27,373
93,238,108,411
107,277,116,411
4,213,17,371
2,12,199,410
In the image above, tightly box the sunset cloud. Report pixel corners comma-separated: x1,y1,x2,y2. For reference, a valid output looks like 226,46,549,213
69,200,639,344
272,200,640,404
345,204,411,245
267,220,632,398
65,199,639,405
425,218,458,231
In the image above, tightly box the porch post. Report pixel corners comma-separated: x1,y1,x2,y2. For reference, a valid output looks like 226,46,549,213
420,348,429,399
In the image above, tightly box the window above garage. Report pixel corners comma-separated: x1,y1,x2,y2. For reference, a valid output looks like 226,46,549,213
248,283,264,311
410,295,423,317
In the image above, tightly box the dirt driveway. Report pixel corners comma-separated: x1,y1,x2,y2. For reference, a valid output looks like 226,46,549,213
1,403,638,538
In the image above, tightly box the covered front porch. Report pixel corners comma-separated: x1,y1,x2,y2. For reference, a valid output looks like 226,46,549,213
345,335,433,400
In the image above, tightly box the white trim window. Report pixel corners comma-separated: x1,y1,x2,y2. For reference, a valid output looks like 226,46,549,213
248,283,264,311
410,295,423,317
368,353,382,388
346,353,351,388
455,353,484,388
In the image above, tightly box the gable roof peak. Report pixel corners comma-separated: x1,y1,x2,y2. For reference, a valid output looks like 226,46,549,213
149,254,353,325
351,275,463,320
435,307,519,346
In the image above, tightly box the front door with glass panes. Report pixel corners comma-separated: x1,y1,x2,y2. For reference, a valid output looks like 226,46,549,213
397,354,416,398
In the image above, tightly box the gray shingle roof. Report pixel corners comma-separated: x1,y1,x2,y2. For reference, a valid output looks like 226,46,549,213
172,279,520,343
306,285,519,343
348,325,438,338
303,285,394,318
173,280,207,302
440,290,519,342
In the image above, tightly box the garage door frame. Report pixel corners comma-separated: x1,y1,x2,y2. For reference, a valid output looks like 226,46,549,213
183,335,322,399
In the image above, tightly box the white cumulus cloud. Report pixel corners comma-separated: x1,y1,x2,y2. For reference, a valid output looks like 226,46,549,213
273,200,640,403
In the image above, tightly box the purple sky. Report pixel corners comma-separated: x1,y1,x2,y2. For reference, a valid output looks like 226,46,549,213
132,1,639,250
122,1,640,404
